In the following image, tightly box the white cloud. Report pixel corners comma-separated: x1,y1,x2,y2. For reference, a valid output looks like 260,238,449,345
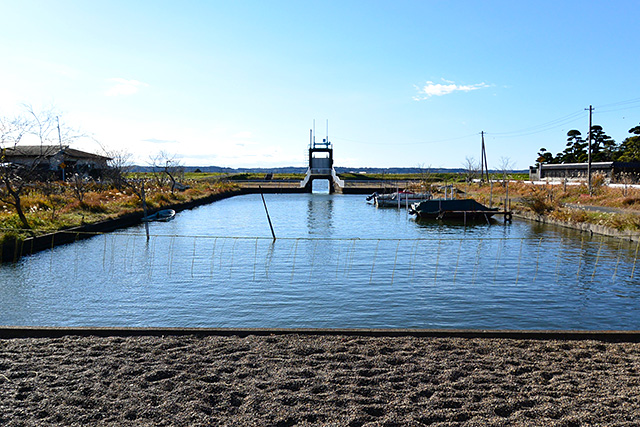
105,78,149,96
413,80,489,100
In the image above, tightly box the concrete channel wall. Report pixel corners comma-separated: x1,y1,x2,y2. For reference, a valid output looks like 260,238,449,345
514,210,640,242
1,326,639,342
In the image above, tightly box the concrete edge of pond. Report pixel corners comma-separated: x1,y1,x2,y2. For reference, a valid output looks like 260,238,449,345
514,210,640,242
1,327,639,342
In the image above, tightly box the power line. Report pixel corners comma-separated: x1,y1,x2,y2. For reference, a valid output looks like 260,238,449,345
487,110,585,138
595,96,640,110
333,133,478,146
595,104,640,115
333,96,640,145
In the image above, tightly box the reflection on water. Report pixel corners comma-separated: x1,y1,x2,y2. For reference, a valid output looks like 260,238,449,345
307,195,333,235
311,179,330,194
0,194,638,330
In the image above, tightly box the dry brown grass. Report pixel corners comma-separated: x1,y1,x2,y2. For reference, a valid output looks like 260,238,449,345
0,179,237,237
463,181,640,231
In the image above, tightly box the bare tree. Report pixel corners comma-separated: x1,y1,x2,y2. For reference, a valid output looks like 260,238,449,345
28,105,83,143
148,153,169,188
417,163,433,192
149,151,184,194
40,180,67,221
498,156,514,185
0,106,88,229
103,149,134,190
0,112,39,229
0,167,32,229
70,173,90,203
462,156,479,183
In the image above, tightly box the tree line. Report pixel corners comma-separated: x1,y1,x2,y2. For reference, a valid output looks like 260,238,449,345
537,123,640,164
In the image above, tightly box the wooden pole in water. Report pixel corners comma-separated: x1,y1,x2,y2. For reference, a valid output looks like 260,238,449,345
489,180,493,208
506,180,509,213
260,187,276,241
141,181,150,241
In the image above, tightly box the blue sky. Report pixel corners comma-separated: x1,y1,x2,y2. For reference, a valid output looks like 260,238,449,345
1,1,639,170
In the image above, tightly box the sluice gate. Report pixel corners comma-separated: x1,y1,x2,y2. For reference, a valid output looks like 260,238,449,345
300,124,344,193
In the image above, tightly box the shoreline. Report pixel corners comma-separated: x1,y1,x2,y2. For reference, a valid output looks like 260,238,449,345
514,210,640,242
2,326,640,341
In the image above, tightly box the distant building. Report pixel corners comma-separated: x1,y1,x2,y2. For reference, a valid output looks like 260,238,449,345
1,145,111,179
529,161,640,183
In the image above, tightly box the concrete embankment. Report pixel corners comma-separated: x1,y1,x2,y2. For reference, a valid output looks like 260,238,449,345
514,210,640,242
1,326,639,341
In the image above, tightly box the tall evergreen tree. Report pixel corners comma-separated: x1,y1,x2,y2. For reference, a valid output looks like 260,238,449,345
617,123,640,162
536,147,554,164
589,125,617,161
558,129,587,163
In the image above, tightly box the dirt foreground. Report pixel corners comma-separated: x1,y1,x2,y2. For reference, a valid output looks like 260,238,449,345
1,333,639,426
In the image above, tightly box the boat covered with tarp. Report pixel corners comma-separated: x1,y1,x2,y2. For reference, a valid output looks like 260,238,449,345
409,199,500,222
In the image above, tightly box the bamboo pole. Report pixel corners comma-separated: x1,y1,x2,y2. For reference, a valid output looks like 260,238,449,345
260,187,276,241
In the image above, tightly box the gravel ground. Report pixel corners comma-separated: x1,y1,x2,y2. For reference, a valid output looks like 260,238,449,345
1,334,639,426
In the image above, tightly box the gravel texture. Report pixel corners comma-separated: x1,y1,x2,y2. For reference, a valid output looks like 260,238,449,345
1,334,639,426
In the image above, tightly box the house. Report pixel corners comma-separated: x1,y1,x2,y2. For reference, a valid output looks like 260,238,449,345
1,145,111,179
529,161,640,183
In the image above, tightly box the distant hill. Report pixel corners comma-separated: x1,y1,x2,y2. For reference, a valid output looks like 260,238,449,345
132,165,527,174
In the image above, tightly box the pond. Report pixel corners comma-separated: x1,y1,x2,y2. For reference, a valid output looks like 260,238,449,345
0,193,638,330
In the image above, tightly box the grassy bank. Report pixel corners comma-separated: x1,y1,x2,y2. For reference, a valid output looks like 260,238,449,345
462,180,640,232
0,176,237,245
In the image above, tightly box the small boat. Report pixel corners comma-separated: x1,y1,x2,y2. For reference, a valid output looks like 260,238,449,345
367,191,431,208
142,209,176,222
410,199,499,222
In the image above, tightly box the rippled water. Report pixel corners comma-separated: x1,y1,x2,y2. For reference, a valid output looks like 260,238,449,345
1,193,639,329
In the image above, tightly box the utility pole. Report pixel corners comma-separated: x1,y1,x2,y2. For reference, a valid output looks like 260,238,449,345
586,105,594,193
480,131,489,183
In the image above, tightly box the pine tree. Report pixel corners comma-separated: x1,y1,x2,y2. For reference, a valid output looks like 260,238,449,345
617,123,640,162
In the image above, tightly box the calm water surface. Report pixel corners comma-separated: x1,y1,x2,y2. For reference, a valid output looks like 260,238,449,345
1,193,639,329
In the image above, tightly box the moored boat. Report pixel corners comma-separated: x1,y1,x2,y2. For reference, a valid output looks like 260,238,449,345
367,191,431,208
142,209,176,222
409,199,499,222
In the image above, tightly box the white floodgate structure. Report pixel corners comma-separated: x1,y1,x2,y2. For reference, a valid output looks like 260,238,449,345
300,122,344,193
